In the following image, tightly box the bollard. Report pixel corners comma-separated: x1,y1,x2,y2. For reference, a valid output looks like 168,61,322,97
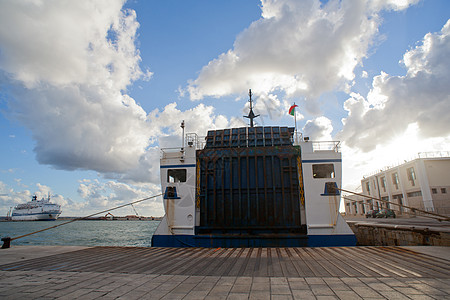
1,237,11,249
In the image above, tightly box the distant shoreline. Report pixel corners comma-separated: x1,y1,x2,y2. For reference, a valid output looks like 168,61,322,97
0,216,163,221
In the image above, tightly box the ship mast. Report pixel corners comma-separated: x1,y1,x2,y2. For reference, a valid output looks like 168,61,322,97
244,89,259,127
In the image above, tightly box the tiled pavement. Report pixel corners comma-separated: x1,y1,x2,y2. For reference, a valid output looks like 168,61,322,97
1,271,449,299
0,246,449,299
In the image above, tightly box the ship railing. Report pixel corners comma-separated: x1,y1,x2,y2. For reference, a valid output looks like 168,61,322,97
160,147,185,159
311,141,341,152
161,133,206,159
185,133,340,152
186,133,206,149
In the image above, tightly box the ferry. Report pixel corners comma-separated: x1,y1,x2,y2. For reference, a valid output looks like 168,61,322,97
152,91,356,247
11,194,62,221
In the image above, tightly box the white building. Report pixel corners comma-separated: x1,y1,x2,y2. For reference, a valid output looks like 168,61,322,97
345,152,450,217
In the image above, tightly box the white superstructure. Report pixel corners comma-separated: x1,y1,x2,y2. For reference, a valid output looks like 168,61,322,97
11,195,62,221
299,140,355,245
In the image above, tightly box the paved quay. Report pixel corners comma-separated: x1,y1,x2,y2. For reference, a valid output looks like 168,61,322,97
0,246,449,299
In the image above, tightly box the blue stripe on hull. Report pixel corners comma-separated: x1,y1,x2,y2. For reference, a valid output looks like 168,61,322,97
302,159,342,163
307,235,357,247
12,212,60,216
152,234,356,247
160,164,196,169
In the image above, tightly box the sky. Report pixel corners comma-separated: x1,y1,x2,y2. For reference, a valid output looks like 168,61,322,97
0,0,449,217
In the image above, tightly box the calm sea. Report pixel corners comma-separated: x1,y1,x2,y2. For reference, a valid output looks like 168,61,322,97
0,220,160,247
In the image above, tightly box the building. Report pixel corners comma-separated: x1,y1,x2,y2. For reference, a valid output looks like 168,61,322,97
345,152,450,217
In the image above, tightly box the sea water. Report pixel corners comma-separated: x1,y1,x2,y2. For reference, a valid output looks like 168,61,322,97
0,220,160,247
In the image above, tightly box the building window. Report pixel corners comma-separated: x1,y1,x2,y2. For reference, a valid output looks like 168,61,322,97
432,188,437,194
407,191,422,197
381,177,386,192
392,173,399,190
168,169,187,183
365,181,371,195
442,188,447,194
381,196,390,209
312,164,335,178
407,167,416,186
393,194,404,212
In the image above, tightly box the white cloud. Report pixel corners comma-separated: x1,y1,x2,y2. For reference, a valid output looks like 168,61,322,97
303,116,333,141
0,1,176,215
0,0,151,89
368,0,420,12
338,18,450,195
0,0,152,174
186,0,417,110
338,19,450,152
93,101,237,184
250,93,305,126
147,102,234,140
76,179,163,217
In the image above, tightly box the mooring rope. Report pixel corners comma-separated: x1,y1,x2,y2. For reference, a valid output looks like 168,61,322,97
2,193,163,248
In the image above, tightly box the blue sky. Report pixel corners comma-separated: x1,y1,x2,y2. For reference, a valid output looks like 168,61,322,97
0,0,449,217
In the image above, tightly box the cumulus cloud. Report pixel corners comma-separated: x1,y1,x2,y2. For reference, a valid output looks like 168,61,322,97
0,0,151,174
97,101,239,184
0,0,236,192
338,19,450,152
147,102,231,139
186,0,417,109
0,1,194,212
303,116,333,141
0,0,150,89
76,179,163,216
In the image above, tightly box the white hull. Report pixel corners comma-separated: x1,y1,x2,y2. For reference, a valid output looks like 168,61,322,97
11,212,60,221
153,127,356,247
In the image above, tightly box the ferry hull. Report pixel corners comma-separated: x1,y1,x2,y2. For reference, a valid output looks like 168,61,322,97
152,234,356,247
152,234,308,248
153,126,357,247
11,213,60,221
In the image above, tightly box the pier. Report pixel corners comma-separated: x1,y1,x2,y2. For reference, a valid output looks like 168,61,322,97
0,246,449,299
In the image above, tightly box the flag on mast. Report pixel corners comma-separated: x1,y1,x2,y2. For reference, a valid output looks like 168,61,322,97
289,104,299,143
288,104,298,116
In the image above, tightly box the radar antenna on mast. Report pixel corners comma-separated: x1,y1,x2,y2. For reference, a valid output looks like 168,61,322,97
243,89,259,127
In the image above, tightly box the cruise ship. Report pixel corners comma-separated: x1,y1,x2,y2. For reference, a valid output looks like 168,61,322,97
152,90,356,247
11,194,62,221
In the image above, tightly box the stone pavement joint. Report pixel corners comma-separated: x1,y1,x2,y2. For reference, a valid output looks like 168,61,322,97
0,270,449,299
0,246,449,299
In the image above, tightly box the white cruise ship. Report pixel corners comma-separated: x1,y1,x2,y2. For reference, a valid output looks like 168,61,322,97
11,194,62,221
